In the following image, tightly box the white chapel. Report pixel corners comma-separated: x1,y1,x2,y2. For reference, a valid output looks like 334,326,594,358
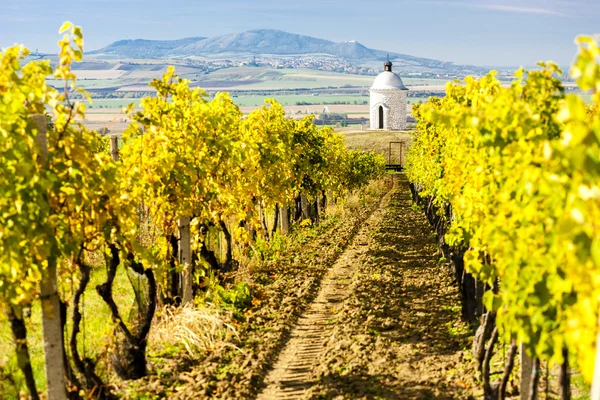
369,59,408,130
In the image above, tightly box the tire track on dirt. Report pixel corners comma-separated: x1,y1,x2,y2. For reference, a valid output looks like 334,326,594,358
306,174,476,399
256,183,395,400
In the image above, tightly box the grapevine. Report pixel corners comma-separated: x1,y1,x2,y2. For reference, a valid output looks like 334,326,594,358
406,35,600,391
0,22,386,398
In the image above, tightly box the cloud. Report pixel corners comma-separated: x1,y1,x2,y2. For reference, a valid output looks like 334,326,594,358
421,0,570,17
473,4,565,16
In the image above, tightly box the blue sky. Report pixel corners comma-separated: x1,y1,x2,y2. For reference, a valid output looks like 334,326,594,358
0,0,597,67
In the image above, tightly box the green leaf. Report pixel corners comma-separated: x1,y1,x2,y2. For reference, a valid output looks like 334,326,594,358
483,290,502,312
592,237,600,268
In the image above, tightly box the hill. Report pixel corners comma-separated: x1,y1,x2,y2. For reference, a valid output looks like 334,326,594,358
90,37,206,59
90,29,448,68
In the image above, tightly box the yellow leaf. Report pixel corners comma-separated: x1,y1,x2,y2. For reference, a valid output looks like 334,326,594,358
58,21,72,34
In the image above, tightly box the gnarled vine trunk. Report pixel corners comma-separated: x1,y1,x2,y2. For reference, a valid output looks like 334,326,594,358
294,193,303,222
168,233,180,304
219,220,234,272
71,259,108,397
498,339,517,400
271,204,280,236
527,358,541,400
8,307,39,400
96,244,156,381
558,347,571,400
482,326,499,399
200,224,221,273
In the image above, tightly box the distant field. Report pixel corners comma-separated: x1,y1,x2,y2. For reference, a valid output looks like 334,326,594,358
86,99,140,109
74,70,126,79
46,63,452,92
407,97,430,104
79,102,422,137
232,94,368,106
200,69,373,90
239,104,369,117
79,95,429,109
47,78,130,89
194,68,448,91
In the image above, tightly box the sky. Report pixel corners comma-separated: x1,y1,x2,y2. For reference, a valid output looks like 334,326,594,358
0,0,598,67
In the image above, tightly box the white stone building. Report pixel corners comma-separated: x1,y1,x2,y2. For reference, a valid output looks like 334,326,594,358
369,60,408,130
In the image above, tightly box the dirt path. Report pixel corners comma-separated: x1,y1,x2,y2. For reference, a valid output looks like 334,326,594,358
257,183,394,400
257,175,476,399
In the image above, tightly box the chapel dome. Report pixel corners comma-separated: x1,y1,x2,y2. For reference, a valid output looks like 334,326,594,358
370,71,408,91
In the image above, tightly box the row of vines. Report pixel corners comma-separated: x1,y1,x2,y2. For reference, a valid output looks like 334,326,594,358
0,23,386,398
406,35,599,399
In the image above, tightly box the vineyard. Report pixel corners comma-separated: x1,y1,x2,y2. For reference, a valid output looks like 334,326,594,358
0,23,387,399
405,36,600,398
1,21,600,400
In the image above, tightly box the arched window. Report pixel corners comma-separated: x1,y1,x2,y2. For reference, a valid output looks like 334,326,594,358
378,106,384,129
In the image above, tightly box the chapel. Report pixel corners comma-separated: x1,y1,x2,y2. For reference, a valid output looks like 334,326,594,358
369,58,408,130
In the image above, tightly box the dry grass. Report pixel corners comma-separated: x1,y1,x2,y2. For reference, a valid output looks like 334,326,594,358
149,305,238,358
342,130,413,163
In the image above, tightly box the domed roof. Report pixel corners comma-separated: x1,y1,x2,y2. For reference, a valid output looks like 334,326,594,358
370,71,408,91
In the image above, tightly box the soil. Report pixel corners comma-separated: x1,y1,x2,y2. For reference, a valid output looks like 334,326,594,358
257,184,394,400
258,174,477,399
126,175,478,399
123,180,392,399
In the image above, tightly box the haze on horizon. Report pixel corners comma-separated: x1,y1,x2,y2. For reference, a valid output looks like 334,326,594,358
0,0,598,67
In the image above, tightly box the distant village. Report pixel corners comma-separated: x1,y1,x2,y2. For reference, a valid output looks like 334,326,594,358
159,55,496,80
158,56,377,76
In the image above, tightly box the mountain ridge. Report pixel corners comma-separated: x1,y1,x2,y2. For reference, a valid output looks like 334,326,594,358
89,29,451,68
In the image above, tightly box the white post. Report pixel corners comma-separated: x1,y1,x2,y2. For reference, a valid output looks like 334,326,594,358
34,114,68,400
520,343,533,400
178,217,193,304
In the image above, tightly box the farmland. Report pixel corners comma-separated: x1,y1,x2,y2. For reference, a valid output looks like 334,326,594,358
45,62,453,92
82,95,430,109
42,58,449,136
51,60,444,137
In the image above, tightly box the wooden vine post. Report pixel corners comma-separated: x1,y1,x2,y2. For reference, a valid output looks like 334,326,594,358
178,217,193,304
34,114,68,400
520,343,533,400
300,193,309,220
316,196,322,222
110,135,119,161
279,206,289,234
591,311,600,400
